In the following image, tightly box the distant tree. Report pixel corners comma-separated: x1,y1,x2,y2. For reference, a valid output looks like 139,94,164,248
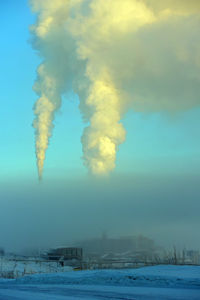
173,246,177,265
182,248,186,264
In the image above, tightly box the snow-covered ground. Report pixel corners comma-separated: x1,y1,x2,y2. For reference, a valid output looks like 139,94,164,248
0,265,200,299
0,257,72,278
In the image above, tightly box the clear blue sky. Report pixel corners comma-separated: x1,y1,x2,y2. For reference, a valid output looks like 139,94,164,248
0,0,200,183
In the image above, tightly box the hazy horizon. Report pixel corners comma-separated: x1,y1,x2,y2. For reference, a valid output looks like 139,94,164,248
1,172,199,253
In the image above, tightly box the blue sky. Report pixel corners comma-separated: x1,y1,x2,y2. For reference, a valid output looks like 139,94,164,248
0,0,200,252
0,0,200,183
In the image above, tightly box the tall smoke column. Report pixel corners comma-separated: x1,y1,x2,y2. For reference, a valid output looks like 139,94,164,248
30,0,72,180
30,0,200,178
82,73,126,174
68,0,155,174
33,65,60,180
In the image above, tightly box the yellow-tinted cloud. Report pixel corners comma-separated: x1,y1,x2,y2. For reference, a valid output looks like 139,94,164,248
82,70,125,174
30,0,200,177
144,0,200,15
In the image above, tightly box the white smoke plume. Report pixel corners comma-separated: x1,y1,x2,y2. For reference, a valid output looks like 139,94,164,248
30,0,200,178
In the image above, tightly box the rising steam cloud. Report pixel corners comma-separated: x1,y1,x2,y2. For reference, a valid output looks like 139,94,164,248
30,0,200,178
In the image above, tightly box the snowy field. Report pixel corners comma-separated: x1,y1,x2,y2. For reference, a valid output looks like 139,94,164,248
0,265,200,299
0,257,72,278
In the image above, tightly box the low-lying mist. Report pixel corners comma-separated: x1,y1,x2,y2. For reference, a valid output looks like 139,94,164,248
0,173,200,253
